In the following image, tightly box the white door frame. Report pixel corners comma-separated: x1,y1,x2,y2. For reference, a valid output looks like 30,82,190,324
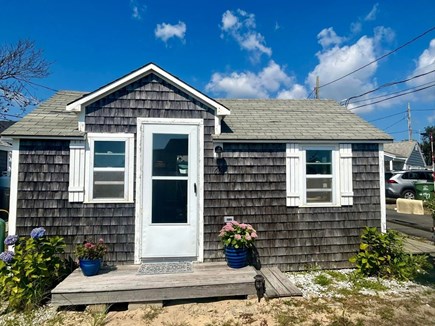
134,118,204,264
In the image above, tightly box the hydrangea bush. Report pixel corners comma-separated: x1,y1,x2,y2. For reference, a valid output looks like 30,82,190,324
0,227,72,311
219,221,257,248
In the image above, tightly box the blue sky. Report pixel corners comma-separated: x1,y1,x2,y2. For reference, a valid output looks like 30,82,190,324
1,1,434,141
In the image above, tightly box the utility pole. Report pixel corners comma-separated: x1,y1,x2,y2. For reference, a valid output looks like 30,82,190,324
315,76,319,99
407,103,412,141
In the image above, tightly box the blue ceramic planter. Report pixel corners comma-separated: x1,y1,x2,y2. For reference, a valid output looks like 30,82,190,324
225,246,248,268
79,259,101,276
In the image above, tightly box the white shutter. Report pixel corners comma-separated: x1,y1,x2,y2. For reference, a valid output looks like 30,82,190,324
339,144,353,206
68,140,86,202
286,144,301,207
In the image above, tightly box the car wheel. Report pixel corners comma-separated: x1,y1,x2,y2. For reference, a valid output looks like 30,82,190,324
401,190,415,200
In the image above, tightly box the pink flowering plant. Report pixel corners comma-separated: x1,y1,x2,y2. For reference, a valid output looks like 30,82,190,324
219,221,257,249
75,239,108,260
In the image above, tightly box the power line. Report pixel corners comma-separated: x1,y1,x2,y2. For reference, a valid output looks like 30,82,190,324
318,26,435,89
346,80,435,105
344,69,435,106
388,129,409,135
349,82,435,110
368,110,407,122
384,116,406,131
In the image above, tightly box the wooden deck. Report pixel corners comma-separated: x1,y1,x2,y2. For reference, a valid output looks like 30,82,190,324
259,267,302,298
52,263,302,306
404,238,435,256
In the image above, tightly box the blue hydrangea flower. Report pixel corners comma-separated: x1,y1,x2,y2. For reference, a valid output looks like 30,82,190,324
30,227,46,239
0,251,14,263
4,235,18,246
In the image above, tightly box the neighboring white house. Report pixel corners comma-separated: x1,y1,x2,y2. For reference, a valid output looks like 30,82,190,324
384,140,426,171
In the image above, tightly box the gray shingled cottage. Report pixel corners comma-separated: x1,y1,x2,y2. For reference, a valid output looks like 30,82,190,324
2,63,392,271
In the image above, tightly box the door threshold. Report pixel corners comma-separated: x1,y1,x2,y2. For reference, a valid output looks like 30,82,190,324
140,257,198,263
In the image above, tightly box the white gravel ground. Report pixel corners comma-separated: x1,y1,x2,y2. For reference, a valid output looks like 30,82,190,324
286,268,431,298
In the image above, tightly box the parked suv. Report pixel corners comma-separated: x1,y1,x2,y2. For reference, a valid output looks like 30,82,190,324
385,170,433,199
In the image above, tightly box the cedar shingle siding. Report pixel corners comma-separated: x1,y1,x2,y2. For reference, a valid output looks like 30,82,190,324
17,140,135,263
13,72,382,271
204,143,380,271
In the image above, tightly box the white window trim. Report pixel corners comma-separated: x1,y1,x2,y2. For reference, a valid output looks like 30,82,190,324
286,143,353,208
85,133,135,203
301,145,340,207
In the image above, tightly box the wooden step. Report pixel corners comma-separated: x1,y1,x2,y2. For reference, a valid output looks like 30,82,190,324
259,267,302,298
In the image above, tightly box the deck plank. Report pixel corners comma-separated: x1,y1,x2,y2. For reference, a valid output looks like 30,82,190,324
259,267,302,298
268,267,302,296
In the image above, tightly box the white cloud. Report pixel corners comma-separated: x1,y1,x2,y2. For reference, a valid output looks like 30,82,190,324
275,22,280,31
407,39,435,99
155,21,186,43
130,0,146,20
373,26,395,45
365,3,379,21
206,61,305,98
220,9,271,61
317,27,345,48
409,39,435,83
221,10,239,31
307,34,379,111
277,85,308,99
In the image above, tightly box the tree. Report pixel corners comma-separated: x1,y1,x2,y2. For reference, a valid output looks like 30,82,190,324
420,125,435,166
0,40,50,117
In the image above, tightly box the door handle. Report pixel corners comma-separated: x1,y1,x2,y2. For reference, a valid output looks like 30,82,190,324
194,183,197,195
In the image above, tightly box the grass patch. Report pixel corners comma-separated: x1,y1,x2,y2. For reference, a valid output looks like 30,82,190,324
325,270,349,282
352,278,388,292
314,273,333,287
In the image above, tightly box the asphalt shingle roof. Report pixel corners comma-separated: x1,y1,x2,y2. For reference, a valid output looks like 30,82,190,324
384,141,418,157
2,91,86,137
216,99,392,141
2,92,392,142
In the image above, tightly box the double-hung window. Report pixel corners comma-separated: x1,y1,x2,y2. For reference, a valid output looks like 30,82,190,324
85,133,134,203
286,143,353,207
304,148,335,205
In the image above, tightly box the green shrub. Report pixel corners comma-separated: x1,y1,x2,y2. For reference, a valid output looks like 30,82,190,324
349,227,431,280
0,227,73,311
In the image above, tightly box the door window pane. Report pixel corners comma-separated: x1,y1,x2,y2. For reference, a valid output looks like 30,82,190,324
152,180,187,223
153,134,188,176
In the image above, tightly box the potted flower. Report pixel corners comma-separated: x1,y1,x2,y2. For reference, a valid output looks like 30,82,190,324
218,221,257,268
75,239,107,276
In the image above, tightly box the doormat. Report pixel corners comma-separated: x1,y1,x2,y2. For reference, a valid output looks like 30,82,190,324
137,262,193,275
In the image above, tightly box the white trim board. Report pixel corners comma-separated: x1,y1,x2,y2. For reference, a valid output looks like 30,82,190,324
379,144,387,233
66,63,230,117
8,140,19,239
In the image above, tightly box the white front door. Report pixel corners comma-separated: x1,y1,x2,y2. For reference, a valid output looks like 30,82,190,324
141,121,200,259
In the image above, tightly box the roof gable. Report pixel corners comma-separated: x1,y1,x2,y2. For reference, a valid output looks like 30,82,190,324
66,63,230,116
384,141,419,157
